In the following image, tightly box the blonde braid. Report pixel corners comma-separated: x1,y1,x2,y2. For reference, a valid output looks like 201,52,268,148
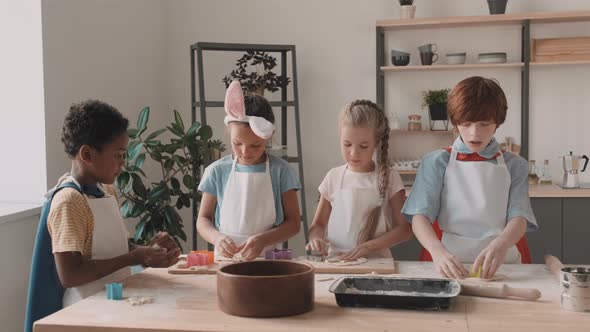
341,100,391,244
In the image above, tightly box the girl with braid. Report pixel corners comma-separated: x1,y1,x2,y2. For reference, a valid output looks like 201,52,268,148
306,100,412,260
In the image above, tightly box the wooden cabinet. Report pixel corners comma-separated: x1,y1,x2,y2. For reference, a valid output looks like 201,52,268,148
562,198,590,264
528,198,562,263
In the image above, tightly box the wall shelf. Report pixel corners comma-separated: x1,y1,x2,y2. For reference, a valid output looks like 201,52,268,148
530,60,590,67
377,10,590,31
381,63,524,72
377,9,590,160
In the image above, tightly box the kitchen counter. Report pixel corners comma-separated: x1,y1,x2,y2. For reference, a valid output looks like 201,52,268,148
404,184,590,198
34,262,590,332
528,184,590,198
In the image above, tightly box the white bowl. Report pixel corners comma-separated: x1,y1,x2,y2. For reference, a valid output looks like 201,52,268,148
446,55,466,65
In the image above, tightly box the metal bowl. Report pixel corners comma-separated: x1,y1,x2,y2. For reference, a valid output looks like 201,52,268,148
217,260,315,317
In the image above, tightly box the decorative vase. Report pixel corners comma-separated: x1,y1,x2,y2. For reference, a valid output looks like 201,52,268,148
487,0,508,15
400,5,416,19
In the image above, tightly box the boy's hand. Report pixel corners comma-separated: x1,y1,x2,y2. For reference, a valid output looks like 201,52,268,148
431,247,468,279
473,240,508,279
237,236,265,261
339,244,370,261
149,231,179,253
305,238,329,255
133,246,180,268
214,235,238,258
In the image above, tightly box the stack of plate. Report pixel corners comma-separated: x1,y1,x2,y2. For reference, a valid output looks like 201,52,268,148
478,52,507,63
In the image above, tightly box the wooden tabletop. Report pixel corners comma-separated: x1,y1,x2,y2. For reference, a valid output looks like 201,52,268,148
35,262,590,332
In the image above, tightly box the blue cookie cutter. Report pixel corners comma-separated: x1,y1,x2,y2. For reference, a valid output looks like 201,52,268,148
106,282,123,300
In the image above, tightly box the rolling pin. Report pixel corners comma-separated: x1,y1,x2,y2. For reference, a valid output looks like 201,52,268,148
459,281,542,301
544,254,564,281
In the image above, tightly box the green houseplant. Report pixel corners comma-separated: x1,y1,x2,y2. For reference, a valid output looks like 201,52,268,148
116,107,213,248
222,51,291,96
422,88,451,130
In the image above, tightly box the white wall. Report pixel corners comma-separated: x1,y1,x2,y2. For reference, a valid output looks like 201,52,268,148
0,0,46,203
166,0,590,253
42,0,170,191
0,214,41,332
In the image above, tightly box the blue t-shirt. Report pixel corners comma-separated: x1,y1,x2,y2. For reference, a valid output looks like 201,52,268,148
198,155,301,228
401,137,538,232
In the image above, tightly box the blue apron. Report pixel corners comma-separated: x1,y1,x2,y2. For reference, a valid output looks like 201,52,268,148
24,182,87,332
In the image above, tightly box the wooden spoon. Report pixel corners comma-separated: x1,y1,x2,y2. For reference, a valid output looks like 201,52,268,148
544,254,564,281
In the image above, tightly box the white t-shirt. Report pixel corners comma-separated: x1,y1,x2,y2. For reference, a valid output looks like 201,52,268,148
318,164,405,225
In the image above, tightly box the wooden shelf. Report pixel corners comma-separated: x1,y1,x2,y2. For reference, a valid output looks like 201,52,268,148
530,60,590,67
381,63,524,72
377,10,590,30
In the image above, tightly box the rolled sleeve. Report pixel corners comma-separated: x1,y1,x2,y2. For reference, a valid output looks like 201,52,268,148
279,163,301,193
505,154,538,231
198,165,218,195
401,150,448,224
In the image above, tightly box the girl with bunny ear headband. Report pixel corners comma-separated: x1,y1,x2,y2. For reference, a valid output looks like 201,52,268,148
196,81,301,262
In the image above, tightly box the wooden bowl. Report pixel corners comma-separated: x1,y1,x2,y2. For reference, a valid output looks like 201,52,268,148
217,260,315,317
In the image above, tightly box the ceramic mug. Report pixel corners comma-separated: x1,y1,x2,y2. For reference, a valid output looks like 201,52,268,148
420,51,439,65
418,43,438,53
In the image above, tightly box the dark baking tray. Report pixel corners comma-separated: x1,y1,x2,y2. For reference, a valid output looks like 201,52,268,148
329,276,460,311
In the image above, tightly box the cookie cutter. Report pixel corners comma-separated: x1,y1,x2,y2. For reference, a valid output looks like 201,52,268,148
188,250,214,266
306,250,326,262
265,248,293,260
106,282,123,300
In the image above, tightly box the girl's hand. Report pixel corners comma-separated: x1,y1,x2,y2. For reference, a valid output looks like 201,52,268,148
339,244,371,261
237,236,265,261
305,238,329,255
133,246,180,268
214,236,238,258
431,247,468,279
472,240,508,279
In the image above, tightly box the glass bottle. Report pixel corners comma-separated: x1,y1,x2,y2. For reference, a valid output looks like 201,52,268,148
539,159,553,185
528,160,539,185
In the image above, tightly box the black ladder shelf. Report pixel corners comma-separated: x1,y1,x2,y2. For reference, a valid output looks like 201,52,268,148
190,42,309,250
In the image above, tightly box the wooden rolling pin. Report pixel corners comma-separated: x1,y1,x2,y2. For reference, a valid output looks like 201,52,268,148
544,254,564,281
459,282,542,301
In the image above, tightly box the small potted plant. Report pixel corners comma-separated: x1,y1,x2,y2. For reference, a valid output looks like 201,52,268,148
206,139,226,161
422,88,450,131
487,0,508,15
398,0,416,19
222,51,291,96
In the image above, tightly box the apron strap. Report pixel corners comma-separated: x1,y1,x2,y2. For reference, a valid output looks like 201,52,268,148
25,182,81,332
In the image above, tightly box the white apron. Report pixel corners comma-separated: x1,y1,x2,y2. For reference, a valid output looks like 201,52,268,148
216,155,277,257
438,149,521,264
326,165,391,258
62,183,131,306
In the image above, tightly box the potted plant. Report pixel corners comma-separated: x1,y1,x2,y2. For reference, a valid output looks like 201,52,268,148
398,0,416,19
222,51,291,96
207,139,227,161
116,106,213,248
487,0,508,15
422,88,451,130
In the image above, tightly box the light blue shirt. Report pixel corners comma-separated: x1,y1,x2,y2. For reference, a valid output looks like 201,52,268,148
198,155,301,228
401,137,538,232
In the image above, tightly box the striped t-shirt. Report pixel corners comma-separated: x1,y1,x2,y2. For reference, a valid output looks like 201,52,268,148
47,178,121,258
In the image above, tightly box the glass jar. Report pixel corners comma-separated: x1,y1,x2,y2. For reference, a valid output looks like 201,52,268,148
528,160,539,185
408,115,422,131
539,159,552,185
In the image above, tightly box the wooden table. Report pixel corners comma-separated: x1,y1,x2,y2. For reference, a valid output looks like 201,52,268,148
35,262,590,332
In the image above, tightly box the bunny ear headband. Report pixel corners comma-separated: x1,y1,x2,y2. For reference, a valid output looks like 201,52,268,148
223,81,275,139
